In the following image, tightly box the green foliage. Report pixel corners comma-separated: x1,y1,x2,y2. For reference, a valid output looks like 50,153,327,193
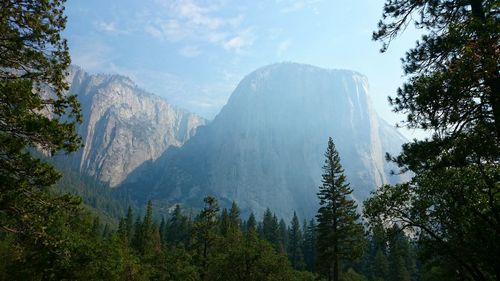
165,204,191,247
0,2,85,279
316,137,365,281
365,162,500,280
366,1,500,280
374,0,499,149
54,166,126,220
287,212,305,270
341,268,368,281
192,196,220,278
278,218,288,253
302,219,317,273
246,212,257,234
260,208,281,249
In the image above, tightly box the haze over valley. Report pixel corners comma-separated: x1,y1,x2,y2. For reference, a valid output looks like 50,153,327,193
56,63,408,219
3,1,497,280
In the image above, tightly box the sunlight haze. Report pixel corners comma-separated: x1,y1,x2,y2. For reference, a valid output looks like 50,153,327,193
64,0,423,138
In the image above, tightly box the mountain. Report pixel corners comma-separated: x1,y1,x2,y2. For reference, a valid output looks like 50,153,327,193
56,66,206,187
120,63,408,219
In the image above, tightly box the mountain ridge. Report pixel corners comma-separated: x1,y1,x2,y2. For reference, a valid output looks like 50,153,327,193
57,66,207,187
119,62,408,219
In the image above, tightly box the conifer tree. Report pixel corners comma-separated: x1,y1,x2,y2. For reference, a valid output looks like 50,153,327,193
159,217,166,246
91,216,101,240
387,226,415,281
229,201,241,229
261,208,279,246
316,137,365,281
125,206,134,244
364,223,389,281
246,212,257,234
141,201,155,255
365,1,500,279
220,208,230,237
0,0,83,266
278,218,288,253
192,196,220,278
166,204,190,247
303,219,317,273
132,217,142,252
288,211,305,270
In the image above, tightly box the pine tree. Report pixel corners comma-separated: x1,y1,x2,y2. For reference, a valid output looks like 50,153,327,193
316,137,365,281
288,211,305,270
303,219,317,273
365,223,389,281
278,218,288,253
131,202,156,256
0,0,82,268
192,196,220,278
159,216,166,246
166,204,190,247
91,216,101,240
246,212,257,234
365,1,500,279
387,226,415,281
125,206,134,244
132,217,142,253
229,201,241,230
220,208,230,237
261,208,279,247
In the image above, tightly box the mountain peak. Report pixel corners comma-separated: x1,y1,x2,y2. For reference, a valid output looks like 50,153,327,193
59,67,207,187
121,63,406,219
246,62,367,85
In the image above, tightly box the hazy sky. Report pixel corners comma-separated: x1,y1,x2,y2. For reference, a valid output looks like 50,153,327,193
64,0,423,138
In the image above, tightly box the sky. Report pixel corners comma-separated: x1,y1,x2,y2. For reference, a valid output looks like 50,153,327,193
64,0,424,139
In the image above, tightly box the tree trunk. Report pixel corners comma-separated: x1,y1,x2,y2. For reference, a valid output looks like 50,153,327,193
333,254,339,281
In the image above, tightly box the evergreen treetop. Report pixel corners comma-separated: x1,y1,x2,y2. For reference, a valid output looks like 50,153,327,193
316,137,365,281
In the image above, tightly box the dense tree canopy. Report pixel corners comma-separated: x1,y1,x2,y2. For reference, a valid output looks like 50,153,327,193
0,0,81,237
374,0,499,171
365,1,499,281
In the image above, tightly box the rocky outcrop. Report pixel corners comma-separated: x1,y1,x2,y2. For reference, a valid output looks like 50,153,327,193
120,63,407,219
59,66,206,187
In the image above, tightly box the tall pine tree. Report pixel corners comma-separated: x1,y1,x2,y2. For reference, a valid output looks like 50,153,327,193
192,196,220,279
287,211,305,270
316,137,364,281
303,219,317,273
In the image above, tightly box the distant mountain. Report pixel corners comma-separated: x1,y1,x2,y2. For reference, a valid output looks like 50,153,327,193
120,63,408,219
56,66,206,187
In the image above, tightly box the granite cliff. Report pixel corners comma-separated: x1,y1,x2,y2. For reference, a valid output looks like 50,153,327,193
58,67,206,187
120,63,407,219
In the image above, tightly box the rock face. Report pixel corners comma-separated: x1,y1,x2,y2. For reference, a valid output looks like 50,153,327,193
59,66,206,187
121,63,407,219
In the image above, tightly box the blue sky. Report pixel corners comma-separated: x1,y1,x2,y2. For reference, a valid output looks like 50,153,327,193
64,0,423,138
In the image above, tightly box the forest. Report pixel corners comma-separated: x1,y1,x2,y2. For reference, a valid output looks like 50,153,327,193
0,0,498,280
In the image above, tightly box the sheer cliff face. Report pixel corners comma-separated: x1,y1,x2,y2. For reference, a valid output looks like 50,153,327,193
123,63,407,219
63,67,206,187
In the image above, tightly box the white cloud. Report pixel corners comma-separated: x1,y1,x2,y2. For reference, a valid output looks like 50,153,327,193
278,0,323,13
95,21,117,32
175,0,222,29
143,0,253,53
223,29,255,52
71,41,113,72
144,25,163,40
277,39,292,57
159,19,186,41
179,45,202,57
94,20,130,34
